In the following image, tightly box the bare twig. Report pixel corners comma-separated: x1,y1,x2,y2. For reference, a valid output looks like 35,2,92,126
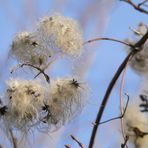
138,0,148,7
121,136,129,148
21,63,50,83
11,63,50,83
84,37,134,47
120,55,131,145
89,50,134,148
98,93,129,125
70,135,84,148
9,129,17,148
120,0,148,14
65,145,71,148
88,30,148,148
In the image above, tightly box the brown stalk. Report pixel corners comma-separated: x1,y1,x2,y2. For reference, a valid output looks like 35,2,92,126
65,145,71,148
11,63,50,83
9,129,17,148
121,136,129,148
120,0,148,14
88,30,148,148
70,135,84,148
84,37,133,48
98,93,129,125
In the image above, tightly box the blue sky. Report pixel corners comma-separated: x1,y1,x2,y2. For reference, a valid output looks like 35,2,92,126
0,0,148,148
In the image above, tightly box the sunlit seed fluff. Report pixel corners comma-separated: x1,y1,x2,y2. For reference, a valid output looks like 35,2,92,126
43,77,88,128
10,32,51,67
123,103,148,147
36,13,83,57
4,79,45,131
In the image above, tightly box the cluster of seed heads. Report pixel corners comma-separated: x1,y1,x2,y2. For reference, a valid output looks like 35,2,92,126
10,13,84,68
0,77,88,133
1,13,89,142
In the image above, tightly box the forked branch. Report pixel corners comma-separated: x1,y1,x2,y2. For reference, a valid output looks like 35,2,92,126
88,30,148,148
120,0,148,14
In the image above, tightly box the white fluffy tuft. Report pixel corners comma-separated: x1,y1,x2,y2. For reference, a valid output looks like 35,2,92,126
41,77,88,130
124,23,148,74
123,101,148,147
3,79,45,132
35,13,83,57
10,32,51,67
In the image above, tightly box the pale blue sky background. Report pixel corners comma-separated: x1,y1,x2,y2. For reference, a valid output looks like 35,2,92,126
0,0,148,148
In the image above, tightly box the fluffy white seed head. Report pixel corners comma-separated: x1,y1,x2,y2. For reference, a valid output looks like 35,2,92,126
124,23,148,74
123,102,148,147
3,79,45,131
10,32,51,67
36,13,83,57
41,77,88,130
130,43,148,74
136,136,148,148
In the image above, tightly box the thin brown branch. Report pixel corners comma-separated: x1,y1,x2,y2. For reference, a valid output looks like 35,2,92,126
98,93,129,125
9,129,17,148
121,136,129,148
88,50,134,148
84,37,134,47
11,63,50,83
138,0,148,7
21,63,50,83
65,145,71,148
120,0,148,14
120,56,131,144
88,30,148,148
70,135,84,148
